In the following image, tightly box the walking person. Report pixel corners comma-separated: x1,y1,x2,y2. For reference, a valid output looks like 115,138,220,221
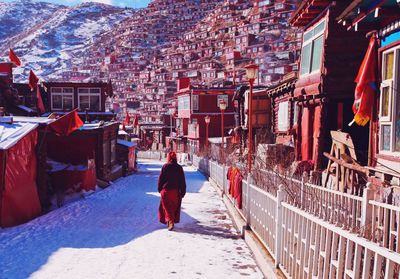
158,151,186,231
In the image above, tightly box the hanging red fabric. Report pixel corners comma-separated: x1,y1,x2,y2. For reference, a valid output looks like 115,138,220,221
48,109,84,137
352,34,378,126
36,86,45,114
9,49,21,67
28,70,39,90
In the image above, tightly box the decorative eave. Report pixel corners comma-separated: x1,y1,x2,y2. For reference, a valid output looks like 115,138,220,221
336,0,400,32
290,0,332,27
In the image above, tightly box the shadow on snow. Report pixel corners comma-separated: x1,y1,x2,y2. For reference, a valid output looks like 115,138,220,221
0,161,230,279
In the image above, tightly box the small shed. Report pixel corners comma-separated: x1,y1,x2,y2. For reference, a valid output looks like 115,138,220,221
116,139,137,174
47,121,121,182
0,121,41,227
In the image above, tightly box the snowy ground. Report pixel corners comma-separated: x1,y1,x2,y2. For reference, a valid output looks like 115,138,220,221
0,161,264,279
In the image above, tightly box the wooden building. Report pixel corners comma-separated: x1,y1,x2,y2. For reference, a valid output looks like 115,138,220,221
173,78,236,153
267,72,297,147
290,0,370,170
337,0,400,186
233,85,272,155
43,81,113,113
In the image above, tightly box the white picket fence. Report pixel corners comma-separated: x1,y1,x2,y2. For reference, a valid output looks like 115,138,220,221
192,155,400,278
137,151,164,160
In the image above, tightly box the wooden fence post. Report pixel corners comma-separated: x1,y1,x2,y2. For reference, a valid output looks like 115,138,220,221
246,174,252,229
222,164,226,197
275,184,286,268
301,174,305,209
361,182,374,227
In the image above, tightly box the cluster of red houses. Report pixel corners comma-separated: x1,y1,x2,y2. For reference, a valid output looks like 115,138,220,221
0,62,137,228
60,0,301,151
152,0,400,193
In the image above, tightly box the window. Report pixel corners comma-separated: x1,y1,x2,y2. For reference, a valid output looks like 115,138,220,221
51,87,73,111
103,140,110,166
292,102,299,126
192,95,199,111
78,88,101,111
217,95,229,108
178,95,190,110
110,139,116,164
300,19,325,76
278,101,289,131
379,47,400,153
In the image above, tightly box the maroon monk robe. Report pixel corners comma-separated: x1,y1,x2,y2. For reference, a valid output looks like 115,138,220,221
158,160,186,224
158,189,181,224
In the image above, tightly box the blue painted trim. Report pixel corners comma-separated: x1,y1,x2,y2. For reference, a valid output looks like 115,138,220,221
381,31,400,47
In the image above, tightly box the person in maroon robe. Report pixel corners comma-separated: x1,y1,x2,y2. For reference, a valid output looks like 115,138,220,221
158,151,186,231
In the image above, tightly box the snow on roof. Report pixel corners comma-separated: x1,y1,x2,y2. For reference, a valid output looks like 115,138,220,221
12,116,55,125
208,136,232,144
80,123,101,130
0,122,38,150
117,139,136,148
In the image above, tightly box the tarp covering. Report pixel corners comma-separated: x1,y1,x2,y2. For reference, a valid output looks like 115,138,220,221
0,122,38,150
49,159,96,193
47,136,96,165
0,129,41,227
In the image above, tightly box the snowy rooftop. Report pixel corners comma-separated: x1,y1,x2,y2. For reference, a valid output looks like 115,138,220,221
12,116,55,125
0,122,38,150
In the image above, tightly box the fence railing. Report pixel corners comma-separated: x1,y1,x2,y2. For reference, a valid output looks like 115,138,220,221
137,151,164,160
192,154,400,279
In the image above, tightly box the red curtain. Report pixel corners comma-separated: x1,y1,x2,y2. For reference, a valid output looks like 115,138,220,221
0,130,41,227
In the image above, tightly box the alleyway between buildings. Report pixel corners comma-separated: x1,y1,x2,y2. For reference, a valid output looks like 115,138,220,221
0,161,264,279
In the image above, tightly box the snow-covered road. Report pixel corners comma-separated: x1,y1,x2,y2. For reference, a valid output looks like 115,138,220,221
0,161,264,279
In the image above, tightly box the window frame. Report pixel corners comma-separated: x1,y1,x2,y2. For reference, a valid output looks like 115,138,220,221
51,87,74,111
299,18,326,77
192,94,199,111
379,46,400,154
78,87,101,111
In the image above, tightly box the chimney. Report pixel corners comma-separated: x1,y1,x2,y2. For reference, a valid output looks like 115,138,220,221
177,77,190,92
0,63,14,85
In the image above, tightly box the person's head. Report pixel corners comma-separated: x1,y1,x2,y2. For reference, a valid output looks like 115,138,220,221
167,151,177,163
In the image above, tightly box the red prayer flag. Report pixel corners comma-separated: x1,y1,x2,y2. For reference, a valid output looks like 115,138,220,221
133,115,139,127
48,109,84,136
9,49,21,67
36,86,45,114
125,113,130,125
28,70,39,90
352,34,378,126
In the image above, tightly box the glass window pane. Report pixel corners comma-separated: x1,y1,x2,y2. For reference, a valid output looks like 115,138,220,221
52,95,62,109
384,52,394,80
314,20,325,36
64,97,73,110
78,88,89,94
394,51,400,152
300,43,312,75
52,88,62,93
381,86,390,117
111,139,116,163
90,96,100,111
80,96,90,110
63,88,73,93
303,30,312,42
90,88,101,94
311,35,323,72
381,125,391,151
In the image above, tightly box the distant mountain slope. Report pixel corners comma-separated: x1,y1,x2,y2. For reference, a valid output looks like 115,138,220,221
0,0,135,81
0,0,63,46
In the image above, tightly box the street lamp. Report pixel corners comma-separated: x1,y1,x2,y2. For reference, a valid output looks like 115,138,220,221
205,115,210,149
168,108,175,137
245,63,259,173
219,98,227,147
